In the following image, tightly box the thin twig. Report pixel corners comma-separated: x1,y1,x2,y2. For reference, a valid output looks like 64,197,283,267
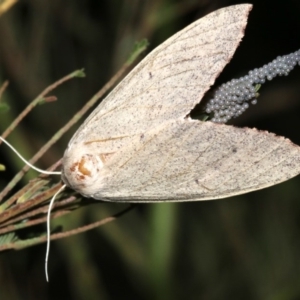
0,209,71,235
48,204,137,241
0,69,84,140
0,80,9,100
0,204,137,251
0,0,18,16
0,195,77,230
0,182,62,220
0,178,48,212
42,159,62,174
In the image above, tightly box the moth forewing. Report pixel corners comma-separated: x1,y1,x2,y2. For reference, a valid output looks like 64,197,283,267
64,4,252,153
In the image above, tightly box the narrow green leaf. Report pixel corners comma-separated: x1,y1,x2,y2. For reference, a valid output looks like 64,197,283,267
126,39,149,65
71,69,86,78
0,232,18,246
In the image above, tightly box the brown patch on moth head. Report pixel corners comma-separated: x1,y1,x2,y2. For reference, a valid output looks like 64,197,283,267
70,162,78,173
78,157,91,176
69,155,95,183
62,150,105,196
69,162,87,183
76,174,86,182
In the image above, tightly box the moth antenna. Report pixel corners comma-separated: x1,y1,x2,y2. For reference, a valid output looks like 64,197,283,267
0,136,64,281
45,184,66,282
0,136,61,175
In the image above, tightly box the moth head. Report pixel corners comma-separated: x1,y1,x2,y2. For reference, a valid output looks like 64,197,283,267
61,146,104,197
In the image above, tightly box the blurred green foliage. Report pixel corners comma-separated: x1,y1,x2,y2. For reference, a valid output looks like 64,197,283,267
1,0,300,299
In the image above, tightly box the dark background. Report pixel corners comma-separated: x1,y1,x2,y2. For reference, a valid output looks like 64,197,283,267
1,0,300,299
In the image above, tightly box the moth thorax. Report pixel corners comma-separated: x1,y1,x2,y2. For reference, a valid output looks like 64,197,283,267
62,151,104,196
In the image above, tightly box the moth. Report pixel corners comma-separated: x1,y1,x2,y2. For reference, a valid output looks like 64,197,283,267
61,4,300,203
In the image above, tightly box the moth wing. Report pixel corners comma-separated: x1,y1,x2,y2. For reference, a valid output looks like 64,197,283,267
96,119,300,202
69,4,252,153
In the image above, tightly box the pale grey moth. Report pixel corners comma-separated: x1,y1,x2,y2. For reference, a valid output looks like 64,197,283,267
61,4,300,203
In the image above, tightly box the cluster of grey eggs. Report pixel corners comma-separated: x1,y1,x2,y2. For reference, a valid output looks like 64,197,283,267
204,49,300,123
